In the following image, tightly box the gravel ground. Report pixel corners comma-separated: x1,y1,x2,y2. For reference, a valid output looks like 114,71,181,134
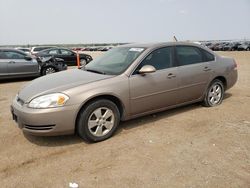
0,51,249,188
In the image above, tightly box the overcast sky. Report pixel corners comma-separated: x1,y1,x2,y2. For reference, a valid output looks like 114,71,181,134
0,0,249,45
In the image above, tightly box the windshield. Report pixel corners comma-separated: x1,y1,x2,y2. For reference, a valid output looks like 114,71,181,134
85,47,145,75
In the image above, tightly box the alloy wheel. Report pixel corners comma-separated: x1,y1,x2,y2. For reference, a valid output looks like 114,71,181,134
208,84,222,105
88,107,115,137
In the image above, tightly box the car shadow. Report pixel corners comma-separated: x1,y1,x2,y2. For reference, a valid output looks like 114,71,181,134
23,133,83,147
224,92,232,100
117,92,233,134
23,92,233,146
0,77,35,83
117,103,201,132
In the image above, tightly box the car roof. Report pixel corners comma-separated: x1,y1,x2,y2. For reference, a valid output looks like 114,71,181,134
40,47,71,51
0,48,23,51
119,42,204,49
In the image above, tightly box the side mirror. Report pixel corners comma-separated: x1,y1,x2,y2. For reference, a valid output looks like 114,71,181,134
138,65,156,75
24,55,32,61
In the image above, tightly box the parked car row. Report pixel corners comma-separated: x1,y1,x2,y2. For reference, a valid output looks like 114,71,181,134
203,41,250,51
0,48,67,79
72,46,113,52
14,46,93,66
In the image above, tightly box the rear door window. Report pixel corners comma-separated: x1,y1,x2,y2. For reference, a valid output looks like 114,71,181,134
48,49,59,55
60,49,73,55
0,51,6,59
176,46,203,66
4,51,25,59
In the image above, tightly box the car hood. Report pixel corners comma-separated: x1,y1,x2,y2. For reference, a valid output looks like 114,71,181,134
18,69,113,102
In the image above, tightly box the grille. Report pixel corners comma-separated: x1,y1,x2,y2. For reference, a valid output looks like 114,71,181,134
24,124,56,131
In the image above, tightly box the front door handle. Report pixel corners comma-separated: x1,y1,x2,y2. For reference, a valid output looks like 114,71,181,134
8,61,15,64
203,67,211,71
167,73,176,79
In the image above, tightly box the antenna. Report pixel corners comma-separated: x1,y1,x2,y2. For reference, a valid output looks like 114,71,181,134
173,36,178,42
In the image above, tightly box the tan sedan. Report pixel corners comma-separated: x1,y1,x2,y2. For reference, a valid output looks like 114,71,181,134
11,42,238,142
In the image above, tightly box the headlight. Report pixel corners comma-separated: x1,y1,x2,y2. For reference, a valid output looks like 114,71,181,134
28,93,69,109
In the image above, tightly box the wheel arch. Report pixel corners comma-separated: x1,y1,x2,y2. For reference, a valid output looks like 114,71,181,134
75,94,125,130
41,64,57,75
213,76,227,90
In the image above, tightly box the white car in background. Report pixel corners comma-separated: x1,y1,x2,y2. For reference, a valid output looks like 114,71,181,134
30,46,55,55
15,47,31,55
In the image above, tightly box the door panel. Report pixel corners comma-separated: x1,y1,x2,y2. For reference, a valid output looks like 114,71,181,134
7,59,39,75
0,51,8,76
129,46,179,115
58,50,76,65
0,60,8,76
177,62,211,103
175,45,212,104
129,67,179,115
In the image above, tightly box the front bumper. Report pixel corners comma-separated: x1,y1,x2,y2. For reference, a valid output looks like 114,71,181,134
11,98,79,136
56,63,67,71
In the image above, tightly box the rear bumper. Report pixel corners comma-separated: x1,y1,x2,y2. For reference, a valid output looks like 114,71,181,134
226,69,238,90
11,99,79,136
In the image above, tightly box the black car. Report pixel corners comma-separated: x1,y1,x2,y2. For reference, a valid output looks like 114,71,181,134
0,49,67,79
222,42,241,51
36,48,93,66
213,43,229,51
237,42,250,51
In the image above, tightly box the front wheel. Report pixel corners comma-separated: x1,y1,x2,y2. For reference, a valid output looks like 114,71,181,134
76,99,120,142
42,66,56,75
202,79,224,107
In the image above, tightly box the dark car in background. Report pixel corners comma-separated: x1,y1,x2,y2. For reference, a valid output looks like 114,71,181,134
36,47,92,66
0,49,67,79
237,42,250,51
222,42,241,51
214,42,229,51
208,43,220,51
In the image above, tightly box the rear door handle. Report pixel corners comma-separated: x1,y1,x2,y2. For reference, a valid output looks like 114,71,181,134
167,73,176,79
8,61,15,64
203,67,211,71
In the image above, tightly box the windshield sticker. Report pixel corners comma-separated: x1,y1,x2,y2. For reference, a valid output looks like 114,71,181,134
129,48,144,52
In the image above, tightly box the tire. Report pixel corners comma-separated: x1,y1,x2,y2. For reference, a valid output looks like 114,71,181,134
76,99,120,142
42,66,56,75
80,59,87,66
202,79,224,107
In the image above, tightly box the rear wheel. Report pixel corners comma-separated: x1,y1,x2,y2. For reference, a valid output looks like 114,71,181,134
76,99,120,142
80,59,87,66
202,79,224,107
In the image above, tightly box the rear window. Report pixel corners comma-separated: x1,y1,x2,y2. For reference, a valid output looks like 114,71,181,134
200,48,215,62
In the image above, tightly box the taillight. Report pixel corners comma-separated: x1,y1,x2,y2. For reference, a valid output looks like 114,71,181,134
233,59,237,70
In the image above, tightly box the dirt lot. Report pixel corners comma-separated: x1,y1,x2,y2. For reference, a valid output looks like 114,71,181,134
0,51,249,188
